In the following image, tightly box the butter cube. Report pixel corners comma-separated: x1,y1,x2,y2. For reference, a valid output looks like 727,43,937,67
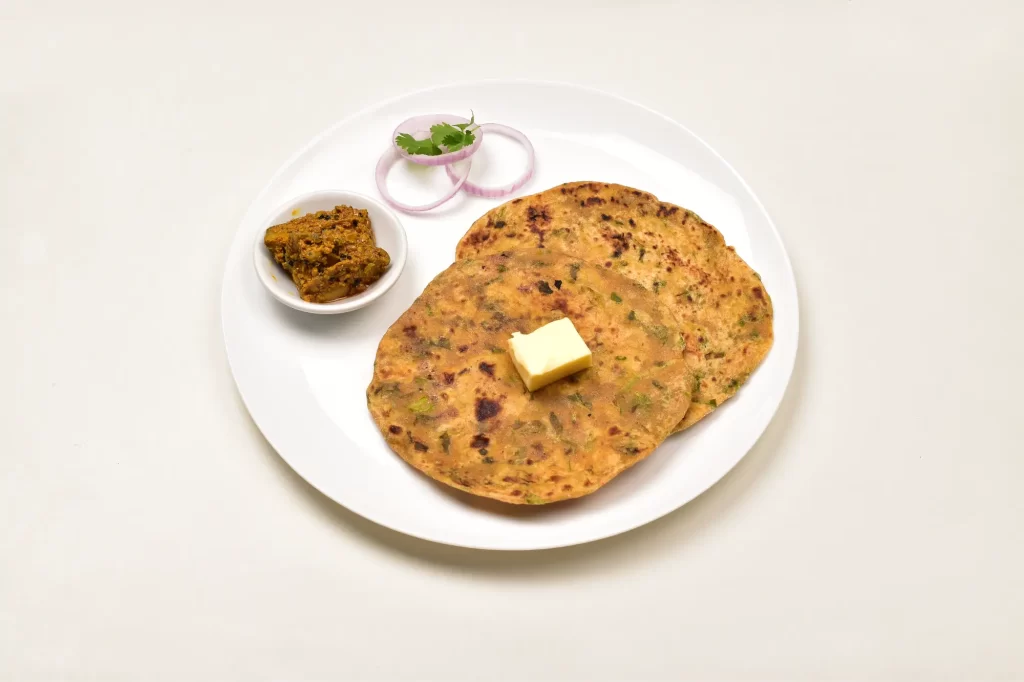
509,318,593,391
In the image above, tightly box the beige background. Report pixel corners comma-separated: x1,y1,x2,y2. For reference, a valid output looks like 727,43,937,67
2,0,1022,679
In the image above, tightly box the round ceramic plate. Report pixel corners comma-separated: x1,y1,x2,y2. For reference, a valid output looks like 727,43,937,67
222,81,798,550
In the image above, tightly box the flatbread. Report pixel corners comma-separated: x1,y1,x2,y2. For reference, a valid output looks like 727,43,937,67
366,249,694,505
455,182,773,430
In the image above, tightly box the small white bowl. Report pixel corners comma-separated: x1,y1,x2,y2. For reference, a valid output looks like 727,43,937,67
253,190,407,315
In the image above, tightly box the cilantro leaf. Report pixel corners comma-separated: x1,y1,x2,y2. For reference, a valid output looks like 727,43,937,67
430,123,462,146
445,128,476,152
395,133,442,156
397,113,479,156
441,132,463,147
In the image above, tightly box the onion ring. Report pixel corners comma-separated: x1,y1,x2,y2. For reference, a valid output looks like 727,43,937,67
375,146,471,213
444,123,535,198
392,114,483,167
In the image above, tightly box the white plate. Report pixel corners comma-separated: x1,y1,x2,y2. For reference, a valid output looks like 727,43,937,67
221,81,799,550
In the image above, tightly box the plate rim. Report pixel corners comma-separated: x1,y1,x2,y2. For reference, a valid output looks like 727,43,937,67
221,78,800,551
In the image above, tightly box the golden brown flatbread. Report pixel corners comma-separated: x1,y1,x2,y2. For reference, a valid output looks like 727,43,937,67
456,182,773,430
366,249,695,504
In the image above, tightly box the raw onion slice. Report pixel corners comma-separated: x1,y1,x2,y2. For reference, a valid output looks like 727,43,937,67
375,146,471,213
444,123,535,198
392,114,483,167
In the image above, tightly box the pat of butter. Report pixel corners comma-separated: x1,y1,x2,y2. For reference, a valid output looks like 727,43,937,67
509,318,593,391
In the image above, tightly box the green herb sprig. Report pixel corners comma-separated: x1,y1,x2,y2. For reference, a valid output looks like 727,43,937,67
396,113,479,156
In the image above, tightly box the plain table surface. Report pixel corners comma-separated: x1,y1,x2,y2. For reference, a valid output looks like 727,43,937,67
2,0,1022,679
